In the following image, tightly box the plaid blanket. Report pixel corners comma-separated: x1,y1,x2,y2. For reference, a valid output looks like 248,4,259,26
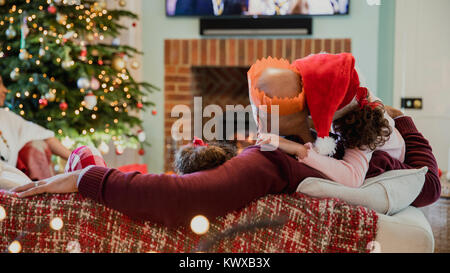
0,192,378,253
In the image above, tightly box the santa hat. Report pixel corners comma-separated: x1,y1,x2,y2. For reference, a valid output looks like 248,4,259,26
292,53,369,156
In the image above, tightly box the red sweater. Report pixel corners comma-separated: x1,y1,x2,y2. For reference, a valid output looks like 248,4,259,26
79,116,440,227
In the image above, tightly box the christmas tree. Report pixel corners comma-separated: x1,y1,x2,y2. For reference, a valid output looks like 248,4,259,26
0,0,156,153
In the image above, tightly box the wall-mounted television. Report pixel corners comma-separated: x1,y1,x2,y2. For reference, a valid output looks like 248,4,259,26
167,0,349,17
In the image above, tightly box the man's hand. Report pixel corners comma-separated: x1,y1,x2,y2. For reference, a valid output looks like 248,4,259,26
11,170,81,198
384,105,404,119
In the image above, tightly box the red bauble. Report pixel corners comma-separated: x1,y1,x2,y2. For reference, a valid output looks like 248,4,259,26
138,148,145,156
48,5,57,14
136,102,143,109
98,59,104,65
39,98,48,107
132,22,137,27
151,109,157,116
115,147,124,155
59,101,68,111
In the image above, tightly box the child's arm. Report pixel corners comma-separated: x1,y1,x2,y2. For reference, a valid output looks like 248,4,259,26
299,144,372,188
256,134,308,159
257,134,370,188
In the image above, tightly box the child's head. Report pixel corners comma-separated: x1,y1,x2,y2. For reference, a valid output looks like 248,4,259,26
174,139,237,175
333,103,392,151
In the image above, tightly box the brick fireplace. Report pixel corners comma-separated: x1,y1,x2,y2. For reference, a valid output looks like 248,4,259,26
164,38,351,171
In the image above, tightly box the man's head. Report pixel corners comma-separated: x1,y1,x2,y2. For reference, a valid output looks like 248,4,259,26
0,76,8,107
257,68,301,99
253,67,310,137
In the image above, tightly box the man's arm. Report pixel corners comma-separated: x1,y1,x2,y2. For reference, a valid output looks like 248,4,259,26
367,116,441,207
77,147,325,227
395,116,441,207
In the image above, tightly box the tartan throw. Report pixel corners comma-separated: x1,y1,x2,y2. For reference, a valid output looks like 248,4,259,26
0,192,378,253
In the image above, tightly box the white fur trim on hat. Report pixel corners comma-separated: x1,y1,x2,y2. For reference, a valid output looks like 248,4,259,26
314,136,337,156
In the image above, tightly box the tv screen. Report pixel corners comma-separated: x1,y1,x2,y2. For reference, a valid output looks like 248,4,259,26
167,0,349,17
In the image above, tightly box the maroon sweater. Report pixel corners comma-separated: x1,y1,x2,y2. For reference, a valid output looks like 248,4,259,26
79,116,441,227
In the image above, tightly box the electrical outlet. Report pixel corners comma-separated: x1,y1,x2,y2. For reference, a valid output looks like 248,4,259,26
401,98,423,110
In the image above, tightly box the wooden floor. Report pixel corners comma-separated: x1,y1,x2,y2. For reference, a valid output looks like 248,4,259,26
419,175,450,253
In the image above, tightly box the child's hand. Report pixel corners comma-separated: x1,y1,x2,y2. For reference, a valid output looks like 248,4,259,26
257,133,308,159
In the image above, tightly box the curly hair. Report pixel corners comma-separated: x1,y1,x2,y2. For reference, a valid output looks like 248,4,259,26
174,141,238,175
332,104,392,151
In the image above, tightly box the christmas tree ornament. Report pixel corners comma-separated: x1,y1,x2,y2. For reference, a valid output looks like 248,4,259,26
61,58,74,70
38,47,46,57
112,54,126,71
119,0,127,7
79,46,87,61
83,91,97,110
137,102,143,109
45,91,56,102
138,148,145,156
115,145,124,155
131,60,140,69
137,130,146,142
152,109,157,116
5,25,17,39
77,77,91,90
63,31,75,40
93,0,107,12
59,101,68,111
39,97,49,108
18,49,29,60
90,77,100,90
112,38,121,47
10,69,20,81
56,13,68,25
98,141,110,155
98,58,104,66
47,4,57,14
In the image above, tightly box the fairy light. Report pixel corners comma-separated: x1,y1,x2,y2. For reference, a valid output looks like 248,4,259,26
50,217,64,231
0,206,6,221
190,215,210,235
8,241,22,253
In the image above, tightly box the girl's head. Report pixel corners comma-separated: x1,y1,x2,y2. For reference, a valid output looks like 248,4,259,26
333,103,392,151
174,138,237,175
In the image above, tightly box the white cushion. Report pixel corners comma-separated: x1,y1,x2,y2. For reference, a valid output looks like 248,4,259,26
296,167,428,216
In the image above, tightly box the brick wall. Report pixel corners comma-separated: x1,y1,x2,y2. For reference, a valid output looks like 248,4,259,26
164,38,351,171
